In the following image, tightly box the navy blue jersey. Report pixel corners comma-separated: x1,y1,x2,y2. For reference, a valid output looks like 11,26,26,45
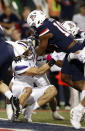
37,18,74,52
0,42,14,80
0,26,14,80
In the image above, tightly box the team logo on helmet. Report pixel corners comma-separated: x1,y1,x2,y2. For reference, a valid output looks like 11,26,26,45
68,23,74,29
30,15,36,21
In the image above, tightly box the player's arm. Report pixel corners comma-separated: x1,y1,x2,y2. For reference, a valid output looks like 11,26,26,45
56,60,63,67
35,33,53,55
24,59,56,76
25,63,49,76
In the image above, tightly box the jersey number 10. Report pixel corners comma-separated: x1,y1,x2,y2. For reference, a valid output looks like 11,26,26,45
53,22,70,37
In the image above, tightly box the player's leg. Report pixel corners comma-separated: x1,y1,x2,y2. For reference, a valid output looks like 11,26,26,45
37,86,57,106
11,79,33,119
61,74,84,91
62,55,85,129
70,82,85,129
49,97,64,120
23,85,63,122
6,78,20,121
69,62,85,129
6,98,14,121
61,55,84,91
19,87,32,108
34,74,64,120
0,81,13,100
0,80,20,115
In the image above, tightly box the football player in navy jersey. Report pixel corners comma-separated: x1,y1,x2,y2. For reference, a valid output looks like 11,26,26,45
62,21,85,63
0,25,25,118
27,10,85,129
62,20,85,43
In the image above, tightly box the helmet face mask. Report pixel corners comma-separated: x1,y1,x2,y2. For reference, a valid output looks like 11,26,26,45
62,21,79,36
23,45,34,60
27,10,47,28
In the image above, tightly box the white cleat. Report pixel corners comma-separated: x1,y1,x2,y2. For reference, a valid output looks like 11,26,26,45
52,111,64,120
22,106,33,122
80,109,85,122
70,106,84,129
24,115,32,122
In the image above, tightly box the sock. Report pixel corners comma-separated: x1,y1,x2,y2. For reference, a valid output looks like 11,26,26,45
24,102,39,119
5,91,13,100
81,90,85,101
20,104,23,111
6,104,13,120
77,103,84,110
33,102,40,110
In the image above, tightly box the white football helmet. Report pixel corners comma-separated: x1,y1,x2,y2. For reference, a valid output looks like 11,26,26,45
62,21,79,36
6,40,34,59
17,40,35,60
27,10,47,28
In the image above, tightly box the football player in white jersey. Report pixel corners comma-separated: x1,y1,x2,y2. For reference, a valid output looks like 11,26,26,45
6,39,65,121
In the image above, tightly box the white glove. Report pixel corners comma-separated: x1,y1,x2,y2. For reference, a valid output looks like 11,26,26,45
68,47,85,63
51,51,66,61
68,53,77,62
51,51,59,61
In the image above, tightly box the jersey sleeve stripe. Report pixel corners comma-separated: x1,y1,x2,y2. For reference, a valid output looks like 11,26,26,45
39,28,49,37
15,65,28,71
18,42,27,48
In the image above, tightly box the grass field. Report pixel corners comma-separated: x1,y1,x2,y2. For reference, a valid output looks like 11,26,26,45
0,109,85,128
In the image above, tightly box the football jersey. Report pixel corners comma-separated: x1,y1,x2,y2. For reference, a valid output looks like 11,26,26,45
12,52,37,82
37,18,74,52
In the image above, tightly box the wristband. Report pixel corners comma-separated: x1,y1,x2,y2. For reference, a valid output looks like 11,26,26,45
48,59,56,67
46,54,52,61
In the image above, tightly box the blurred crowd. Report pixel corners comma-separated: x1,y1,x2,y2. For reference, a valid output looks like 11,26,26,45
0,0,85,110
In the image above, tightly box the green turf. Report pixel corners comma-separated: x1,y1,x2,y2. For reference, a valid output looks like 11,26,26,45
0,110,85,127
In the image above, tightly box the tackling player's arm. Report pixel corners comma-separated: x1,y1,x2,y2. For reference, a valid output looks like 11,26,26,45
35,33,53,55
56,60,63,67
24,63,50,76
24,60,63,76
23,58,56,76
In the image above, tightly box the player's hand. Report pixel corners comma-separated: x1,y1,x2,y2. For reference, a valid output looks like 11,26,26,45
51,51,65,61
68,50,85,63
51,51,59,61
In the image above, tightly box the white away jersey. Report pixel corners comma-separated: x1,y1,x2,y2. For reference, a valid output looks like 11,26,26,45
12,55,37,84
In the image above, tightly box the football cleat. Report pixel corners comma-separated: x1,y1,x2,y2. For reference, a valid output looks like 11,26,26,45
22,106,33,122
52,111,64,120
70,106,84,129
10,96,20,119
